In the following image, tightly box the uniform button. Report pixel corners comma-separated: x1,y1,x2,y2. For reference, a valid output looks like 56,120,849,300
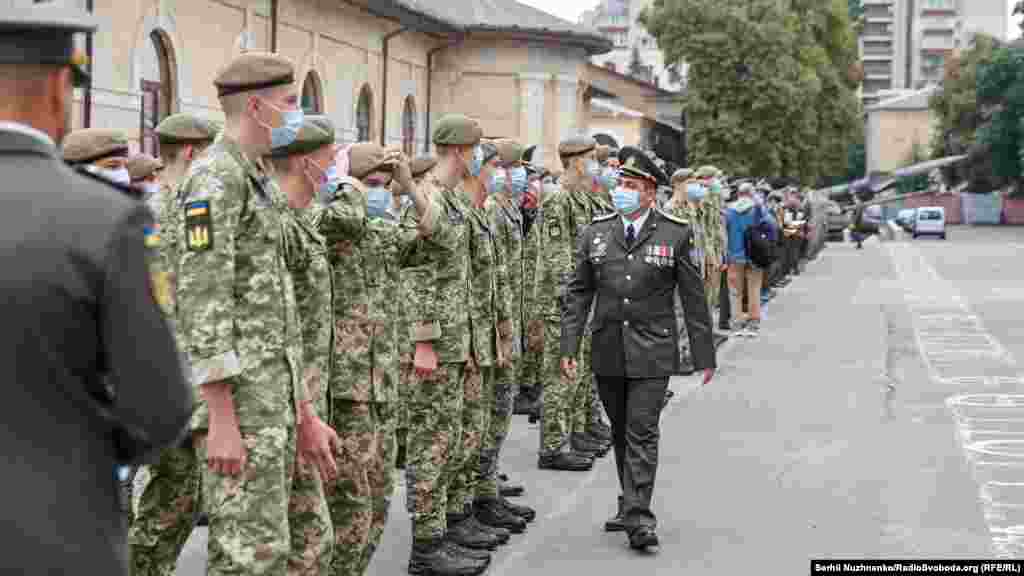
624,298,630,304
623,320,629,326
628,254,634,261
626,275,632,281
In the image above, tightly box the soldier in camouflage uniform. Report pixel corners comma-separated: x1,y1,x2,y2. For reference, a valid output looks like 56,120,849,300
175,53,339,576
266,117,344,575
696,165,727,314
399,114,492,575
478,139,537,523
129,112,217,576
534,136,605,471
664,168,699,372
396,155,439,471
515,158,545,422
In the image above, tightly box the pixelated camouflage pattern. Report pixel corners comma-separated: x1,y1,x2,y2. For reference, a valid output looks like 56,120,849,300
146,182,180,322
540,318,571,454
281,207,333,418
519,194,544,392
465,204,507,368
176,135,305,430
196,426,331,576
399,182,472,364
702,185,727,308
484,194,524,360
404,362,466,540
664,196,697,363
289,454,334,576
128,446,200,576
447,365,488,511
478,364,514,499
355,403,396,576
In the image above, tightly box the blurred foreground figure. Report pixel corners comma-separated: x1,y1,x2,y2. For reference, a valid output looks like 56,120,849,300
0,3,192,575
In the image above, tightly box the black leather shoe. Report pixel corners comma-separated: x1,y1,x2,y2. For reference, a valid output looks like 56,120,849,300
464,515,510,545
604,513,626,532
475,498,527,534
538,452,593,471
442,538,492,561
446,515,501,550
500,497,536,522
628,526,659,550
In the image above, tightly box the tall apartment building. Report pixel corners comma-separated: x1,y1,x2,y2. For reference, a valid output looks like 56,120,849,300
860,0,1008,106
580,0,684,92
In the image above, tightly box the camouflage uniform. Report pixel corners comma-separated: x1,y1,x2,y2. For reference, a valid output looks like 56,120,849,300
519,188,544,397
699,168,727,311
478,193,521,500
535,177,591,457
574,190,613,436
129,180,202,576
398,180,472,541
176,133,312,575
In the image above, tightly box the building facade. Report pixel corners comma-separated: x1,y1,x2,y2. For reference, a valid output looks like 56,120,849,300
859,0,1007,106
864,87,936,175
67,0,613,170
579,0,684,92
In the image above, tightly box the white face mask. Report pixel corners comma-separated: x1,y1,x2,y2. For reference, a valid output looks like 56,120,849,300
89,165,131,187
140,182,160,199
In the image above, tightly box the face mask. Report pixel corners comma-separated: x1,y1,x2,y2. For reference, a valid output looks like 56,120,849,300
687,182,706,202
317,165,341,204
612,186,641,214
585,159,601,179
141,181,160,199
97,166,131,186
488,168,507,195
258,98,304,149
709,181,722,195
509,167,528,198
366,186,392,219
467,146,484,178
599,167,619,190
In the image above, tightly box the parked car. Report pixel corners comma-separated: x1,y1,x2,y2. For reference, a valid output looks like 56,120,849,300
912,206,946,239
896,208,916,231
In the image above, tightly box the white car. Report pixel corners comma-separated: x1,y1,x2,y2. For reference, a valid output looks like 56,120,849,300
896,208,916,231
912,206,946,240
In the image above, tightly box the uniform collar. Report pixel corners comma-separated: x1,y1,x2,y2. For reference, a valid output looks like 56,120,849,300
0,122,57,158
622,208,651,234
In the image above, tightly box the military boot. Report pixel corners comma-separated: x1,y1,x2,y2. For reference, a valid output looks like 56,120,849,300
463,512,511,545
446,512,502,550
590,420,612,442
512,390,536,415
571,432,607,456
497,473,525,497
441,538,492,561
475,497,527,534
538,451,593,471
500,496,536,522
408,536,489,576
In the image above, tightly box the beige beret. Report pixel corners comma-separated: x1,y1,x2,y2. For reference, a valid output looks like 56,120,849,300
494,139,524,165
432,114,482,146
411,155,438,179
348,142,398,180
155,113,218,143
61,128,129,165
126,154,164,181
213,52,295,97
558,135,596,159
671,168,694,185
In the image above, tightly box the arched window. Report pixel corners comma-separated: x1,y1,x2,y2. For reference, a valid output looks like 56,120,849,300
356,84,373,142
140,29,177,155
401,96,416,156
301,71,323,114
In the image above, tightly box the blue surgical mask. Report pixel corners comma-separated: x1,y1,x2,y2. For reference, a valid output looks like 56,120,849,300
468,146,484,178
488,168,507,195
687,182,706,202
366,186,392,219
260,99,304,149
599,167,619,190
612,186,641,214
509,166,528,198
318,165,341,204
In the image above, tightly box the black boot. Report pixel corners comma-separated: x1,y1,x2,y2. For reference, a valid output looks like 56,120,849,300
445,513,502,550
500,496,536,522
441,537,492,561
408,536,489,576
513,391,536,415
475,497,527,534
497,474,525,498
538,451,593,471
464,512,511,545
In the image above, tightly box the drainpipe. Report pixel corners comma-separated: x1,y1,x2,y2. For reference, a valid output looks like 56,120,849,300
270,0,279,52
380,27,407,146
425,35,464,153
83,0,94,128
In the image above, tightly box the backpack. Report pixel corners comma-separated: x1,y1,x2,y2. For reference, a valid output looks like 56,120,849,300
744,205,777,269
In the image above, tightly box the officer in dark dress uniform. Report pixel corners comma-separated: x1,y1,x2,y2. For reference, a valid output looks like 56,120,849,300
561,146,716,551
0,4,193,574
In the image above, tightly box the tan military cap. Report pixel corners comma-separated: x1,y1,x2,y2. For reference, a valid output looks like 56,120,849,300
306,115,336,141
595,145,611,163
348,142,397,179
480,140,499,165
694,165,718,179
61,128,129,165
155,113,218,143
494,139,524,165
557,135,596,159
267,117,334,158
213,52,295,97
432,114,482,146
411,155,438,179
671,168,694,185
126,154,163,182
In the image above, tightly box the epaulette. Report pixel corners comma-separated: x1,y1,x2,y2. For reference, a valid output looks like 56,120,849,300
656,208,689,226
592,212,616,223
73,166,142,200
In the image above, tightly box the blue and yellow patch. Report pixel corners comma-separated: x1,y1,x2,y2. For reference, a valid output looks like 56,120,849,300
143,225,161,248
184,200,213,252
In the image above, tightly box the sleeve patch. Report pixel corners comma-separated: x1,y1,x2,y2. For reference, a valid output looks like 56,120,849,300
143,224,161,248
184,200,213,252
549,224,561,239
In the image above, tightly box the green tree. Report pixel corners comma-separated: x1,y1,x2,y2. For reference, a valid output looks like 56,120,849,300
975,42,1024,196
640,0,861,185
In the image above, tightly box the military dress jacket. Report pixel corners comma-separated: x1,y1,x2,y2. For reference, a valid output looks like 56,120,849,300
0,122,192,576
561,209,717,378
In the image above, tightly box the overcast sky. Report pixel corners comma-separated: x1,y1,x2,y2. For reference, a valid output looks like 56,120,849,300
519,0,1023,39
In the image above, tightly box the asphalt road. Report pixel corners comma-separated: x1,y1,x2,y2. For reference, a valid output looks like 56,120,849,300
172,225,1024,574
